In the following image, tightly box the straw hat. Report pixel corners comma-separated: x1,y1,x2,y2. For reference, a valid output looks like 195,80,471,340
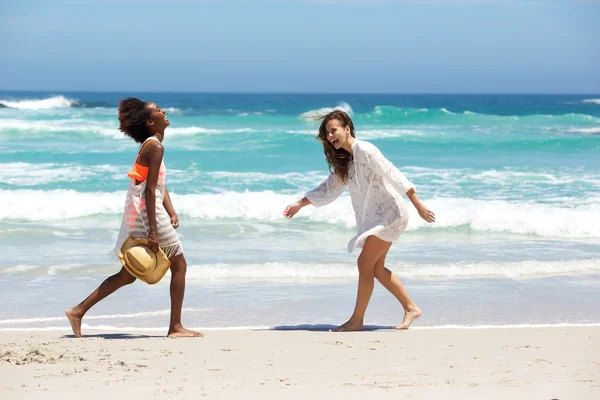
118,236,170,284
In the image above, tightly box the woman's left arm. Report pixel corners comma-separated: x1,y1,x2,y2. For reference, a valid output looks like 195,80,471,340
163,187,179,228
405,188,435,223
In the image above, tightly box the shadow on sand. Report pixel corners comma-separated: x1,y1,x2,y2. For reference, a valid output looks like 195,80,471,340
61,333,165,339
267,324,397,332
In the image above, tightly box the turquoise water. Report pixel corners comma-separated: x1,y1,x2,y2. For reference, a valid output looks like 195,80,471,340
1,92,599,330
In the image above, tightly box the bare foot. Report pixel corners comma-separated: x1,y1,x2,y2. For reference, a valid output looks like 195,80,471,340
167,325,203,338
395,307,422,330
65,308,83,338
330,320,364,332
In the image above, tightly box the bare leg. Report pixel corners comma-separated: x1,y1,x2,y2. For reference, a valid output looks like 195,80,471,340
332,236,392,332
373,250,422,329
166,253,202,338
65,267,137,338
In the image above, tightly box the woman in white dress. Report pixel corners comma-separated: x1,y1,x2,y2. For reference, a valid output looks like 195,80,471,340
283,110,435,331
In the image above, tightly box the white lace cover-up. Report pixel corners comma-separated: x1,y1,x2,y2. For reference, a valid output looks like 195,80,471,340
113,137,183,259
305,139,415,253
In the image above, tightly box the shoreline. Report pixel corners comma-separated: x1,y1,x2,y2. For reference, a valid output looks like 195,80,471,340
1,326,598,399
2,322,600,332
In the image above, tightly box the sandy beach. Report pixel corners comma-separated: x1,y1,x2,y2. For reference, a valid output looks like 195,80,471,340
3,0,600,396
1,326,598,399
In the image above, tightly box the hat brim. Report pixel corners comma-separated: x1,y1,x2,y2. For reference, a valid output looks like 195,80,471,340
118,236,171,285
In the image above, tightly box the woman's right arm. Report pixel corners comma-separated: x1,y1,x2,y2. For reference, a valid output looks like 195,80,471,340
282,196,312,219
143,142,164,252
283,173,346,219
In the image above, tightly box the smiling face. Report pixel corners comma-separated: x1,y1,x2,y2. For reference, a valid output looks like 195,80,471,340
325,118,351,150
316,110,356,183
145,102,170,133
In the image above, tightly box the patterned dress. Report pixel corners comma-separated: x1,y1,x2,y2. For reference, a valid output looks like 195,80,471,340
305,139,415,253
113,137,183,258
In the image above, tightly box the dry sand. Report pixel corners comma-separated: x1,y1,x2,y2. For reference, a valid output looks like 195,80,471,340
1,326,598,399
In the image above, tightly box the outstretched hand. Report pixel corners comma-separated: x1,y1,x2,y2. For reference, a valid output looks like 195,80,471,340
418,206,435,223
283,202,302,219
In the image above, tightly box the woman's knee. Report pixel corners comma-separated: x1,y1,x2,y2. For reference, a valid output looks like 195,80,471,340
169,254,187,276
357,256,375,276
373,264,388,280
118,268,137,285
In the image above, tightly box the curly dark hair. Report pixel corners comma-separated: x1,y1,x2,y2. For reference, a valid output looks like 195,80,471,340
118,97,152,143
316,110,356,183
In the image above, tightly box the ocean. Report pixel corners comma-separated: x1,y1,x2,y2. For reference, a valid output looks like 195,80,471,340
1,92,599,332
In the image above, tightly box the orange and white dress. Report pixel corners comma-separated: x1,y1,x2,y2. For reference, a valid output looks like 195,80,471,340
113,137,183,258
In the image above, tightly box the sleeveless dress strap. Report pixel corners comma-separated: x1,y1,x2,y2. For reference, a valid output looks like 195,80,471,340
135,137,159,162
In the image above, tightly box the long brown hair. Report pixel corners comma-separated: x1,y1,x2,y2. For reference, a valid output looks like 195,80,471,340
316,110,356,183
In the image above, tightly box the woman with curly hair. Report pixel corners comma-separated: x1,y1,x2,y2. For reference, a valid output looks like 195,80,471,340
283,110,435,332
65,98,201,338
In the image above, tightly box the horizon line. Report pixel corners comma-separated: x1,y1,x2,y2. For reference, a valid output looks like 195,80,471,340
1,89,600,96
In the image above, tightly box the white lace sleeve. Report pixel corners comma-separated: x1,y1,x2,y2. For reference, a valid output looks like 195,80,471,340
365,146,415,195
305,173,347,207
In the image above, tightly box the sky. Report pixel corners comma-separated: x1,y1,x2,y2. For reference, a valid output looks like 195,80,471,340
1,0,599,93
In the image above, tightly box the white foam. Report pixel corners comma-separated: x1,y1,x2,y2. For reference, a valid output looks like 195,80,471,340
0,95,76,109
206,170,326,186
1,189,599,238
47,263,86,276
0,189,125,221
568,127,600,135
0,118,121,138
236,111,266,116
167,127,255,136
182,259,600,281
0,118,258,139
370,106,429,117
174,190,309,222
406,259,600,279
24,259,592,280
285,129,318,135
175,192,600,238
0,265,39,275
286,128,424,139
300,102,354,119
419,197,600,238
582,99,600,105
357,129,424,139
0,162,122,185
164,107,182,115
400,166,600,188
186,262,356,281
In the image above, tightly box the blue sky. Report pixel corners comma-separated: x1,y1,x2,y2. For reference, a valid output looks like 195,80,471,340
1,0,599,93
